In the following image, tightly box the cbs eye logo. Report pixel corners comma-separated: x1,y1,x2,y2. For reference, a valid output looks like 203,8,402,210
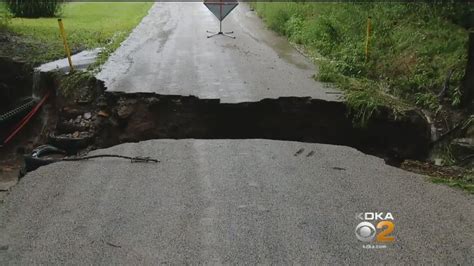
355,212,395,243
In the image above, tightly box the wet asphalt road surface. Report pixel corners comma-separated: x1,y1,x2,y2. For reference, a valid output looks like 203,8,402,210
1,3,472,264
97,3,339,103
1,140,473,264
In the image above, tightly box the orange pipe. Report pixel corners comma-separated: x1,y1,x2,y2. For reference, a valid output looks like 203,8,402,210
3,91,51,145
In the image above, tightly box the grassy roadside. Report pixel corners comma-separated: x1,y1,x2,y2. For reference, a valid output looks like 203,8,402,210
0,2,152,65
402,160,474,194
251,2,469,125
252,2,473,193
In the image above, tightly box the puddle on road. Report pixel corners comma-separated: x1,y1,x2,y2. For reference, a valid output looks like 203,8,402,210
234,5,312,71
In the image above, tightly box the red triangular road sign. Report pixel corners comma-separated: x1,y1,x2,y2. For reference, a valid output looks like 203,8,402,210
204,0,238,21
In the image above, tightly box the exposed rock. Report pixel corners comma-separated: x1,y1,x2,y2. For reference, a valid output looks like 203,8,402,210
116,105,134,119
61,107,84,119
98,111,109,118
434,158,445,166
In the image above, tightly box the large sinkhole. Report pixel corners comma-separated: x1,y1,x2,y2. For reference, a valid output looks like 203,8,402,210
1,66,431,178
51,90,430,164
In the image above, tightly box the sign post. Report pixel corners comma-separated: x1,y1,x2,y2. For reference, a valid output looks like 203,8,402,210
204,0,238,39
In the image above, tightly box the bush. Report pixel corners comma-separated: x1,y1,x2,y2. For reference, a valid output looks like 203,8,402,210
0,8,11,29
6,0,63,18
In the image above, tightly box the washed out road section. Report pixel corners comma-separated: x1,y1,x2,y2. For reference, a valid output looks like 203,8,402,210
97,3,338,103
1,140,472,264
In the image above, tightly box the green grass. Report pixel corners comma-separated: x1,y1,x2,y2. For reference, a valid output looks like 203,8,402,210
430,175,474,195
0,2,152,64
252,2,469,120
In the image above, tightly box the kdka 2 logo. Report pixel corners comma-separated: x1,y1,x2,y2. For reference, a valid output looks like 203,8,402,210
355,212,395,248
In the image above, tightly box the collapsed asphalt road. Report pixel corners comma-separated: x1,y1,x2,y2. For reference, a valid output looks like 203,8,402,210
1,2,472,264
97,3,339,103
0,140,472,264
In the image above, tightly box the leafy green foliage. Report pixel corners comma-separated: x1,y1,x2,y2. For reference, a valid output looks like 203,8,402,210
345,89,384,127
252,2,469,121
415,92,440,111
0,5,11,29
6,0,63,18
